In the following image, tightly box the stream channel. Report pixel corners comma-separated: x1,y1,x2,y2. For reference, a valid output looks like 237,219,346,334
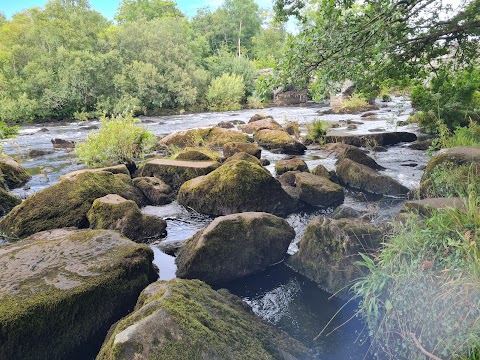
1,96,429,359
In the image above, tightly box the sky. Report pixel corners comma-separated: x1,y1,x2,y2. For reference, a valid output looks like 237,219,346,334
0,0,274,20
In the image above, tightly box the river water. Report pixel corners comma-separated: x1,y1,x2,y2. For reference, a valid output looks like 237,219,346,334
1,96,429,359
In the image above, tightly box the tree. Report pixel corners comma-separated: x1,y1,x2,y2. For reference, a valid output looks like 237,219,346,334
115,0,183,23
273,0,480,96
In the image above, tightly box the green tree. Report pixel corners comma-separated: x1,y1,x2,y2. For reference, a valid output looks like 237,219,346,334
251,24,286,68
115,0,183,23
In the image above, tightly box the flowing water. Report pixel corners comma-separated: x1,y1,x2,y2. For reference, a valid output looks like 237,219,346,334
1,96,429,359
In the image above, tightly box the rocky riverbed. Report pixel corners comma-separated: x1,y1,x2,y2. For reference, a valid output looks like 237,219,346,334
0,96,441,360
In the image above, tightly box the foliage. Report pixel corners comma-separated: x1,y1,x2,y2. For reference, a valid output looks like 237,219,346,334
75,114,156,167
422,163,480,199
340,94,368,109
273,0,480,98
246,96,264,109
115,0,183,23
354,190,480,359
410,66,480,132
0,121,19,153
251,24,287,68
305,119,330,143
207,73,245,111
431,120,480,151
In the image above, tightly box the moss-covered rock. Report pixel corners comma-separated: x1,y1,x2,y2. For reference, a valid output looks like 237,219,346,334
59,165,131,180
331,205,363,219
336,145,385,170
224,152,262,166
325,131,417,147
176,212,295,284
295,172,344,208
178,160,298,216
249,113,272,123
275,158,309,175
0,171,147,239
97,279,308,360
0,229,158,360
207,127,251,147
174,148,221,161
419,146,480,197
132,176,173,205
287,217,384,297
336,158,410,196
0,155,31,189
158,128,251,149
223,141,262,159
254,129,307,155
240,118,283,134
87,194,166,242
0,188,21,215
138,158,220,190
311,164,331,178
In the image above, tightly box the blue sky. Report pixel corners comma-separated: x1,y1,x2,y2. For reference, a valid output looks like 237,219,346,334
1,0,273,20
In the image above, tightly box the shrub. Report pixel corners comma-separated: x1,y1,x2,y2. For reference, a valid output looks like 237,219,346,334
431,119,480,150
341,94,369,109
246,96,264,109
305,119,330,143
75,114,156,167
207,73,245,111
354,191,480,359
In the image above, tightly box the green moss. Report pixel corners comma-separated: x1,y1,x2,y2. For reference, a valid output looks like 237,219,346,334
174,147,221,161
223,142,262,159
275,158,309,175
0,230,157,360
97,279,308,360
0,156,31,189
0,171,145,239
253,130,306,155
224,152,262,165
0,188,21,214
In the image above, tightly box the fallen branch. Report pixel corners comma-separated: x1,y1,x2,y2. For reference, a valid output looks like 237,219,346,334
410,333,443,360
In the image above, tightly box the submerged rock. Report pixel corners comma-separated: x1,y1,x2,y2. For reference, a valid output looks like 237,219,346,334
0,229,157,360
176,212,295,284
223,141,262,159
275,157,309,175
336,158,410,196
0,155,31,189
138,158,220,190
0,170,147,239
178,160,297,216
87,194,166,242
254,129,307,155
97,279,309,360
132,177,173,205
288,217,384,297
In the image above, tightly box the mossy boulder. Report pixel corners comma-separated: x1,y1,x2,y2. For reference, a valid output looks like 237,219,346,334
336,158,410,196
331,205,363,219
87,195,166,242
0,229,158,360
419,146,480,197
174,148,221,161
59,164,131,180
254,129,307,155
97,279,309,360
224,152,262,166
295,172,344,208
223,141,262,159
402,197,466,216
275,158,309,175
207,127,251,147
138,158,220,190
157,128,211,148
287,217,384,297
240,118,283,134
249,113,272,122
132,176,173,205
0,171,147,239
337,145,385,170
176,212,295,284
325,132,417,147
178,160,298,216
311,164,331,178
0,188,21,215
0,155,31,189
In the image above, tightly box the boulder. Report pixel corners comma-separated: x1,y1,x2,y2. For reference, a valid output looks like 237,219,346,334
0,171,147,239
402,197,466,216
224,152,262,166
249,113,272,123
325,132,417,147
157,240,184,256
331,205,363,219
311,164,331,179
0,229,157,360
223,141,262,159
287,217,384,297
0,155,31,189
97,279,308,360
254,129,307,155
240,118,283,134
420,146,480,197
157,128,211,148
275,158,309,175
87,195,166,242
336,158,410,196
408,139,433,150
178,160,297,216
174,148,221,161
336,145,385,170
138,158,220,190
207,127,252,147
176,212,295,284
28,149,54,157
216,121,234,129
51,138,75,149
133,177,173,205
0,188,21,215
60,164,130,180
294,172,345,207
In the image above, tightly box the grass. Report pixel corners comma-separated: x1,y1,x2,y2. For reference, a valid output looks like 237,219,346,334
306,119,331,143
341,94,369,109
430,119,480,151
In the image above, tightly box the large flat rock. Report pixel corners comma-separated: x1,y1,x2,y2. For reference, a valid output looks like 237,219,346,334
325,132,417,147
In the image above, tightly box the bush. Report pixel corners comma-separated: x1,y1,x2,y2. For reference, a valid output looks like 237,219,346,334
0,121,19,154
341,94,369,109
305,119,330,143
207,73,245,111
75,114,156,167
354,191,480,359
431,119,480,150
